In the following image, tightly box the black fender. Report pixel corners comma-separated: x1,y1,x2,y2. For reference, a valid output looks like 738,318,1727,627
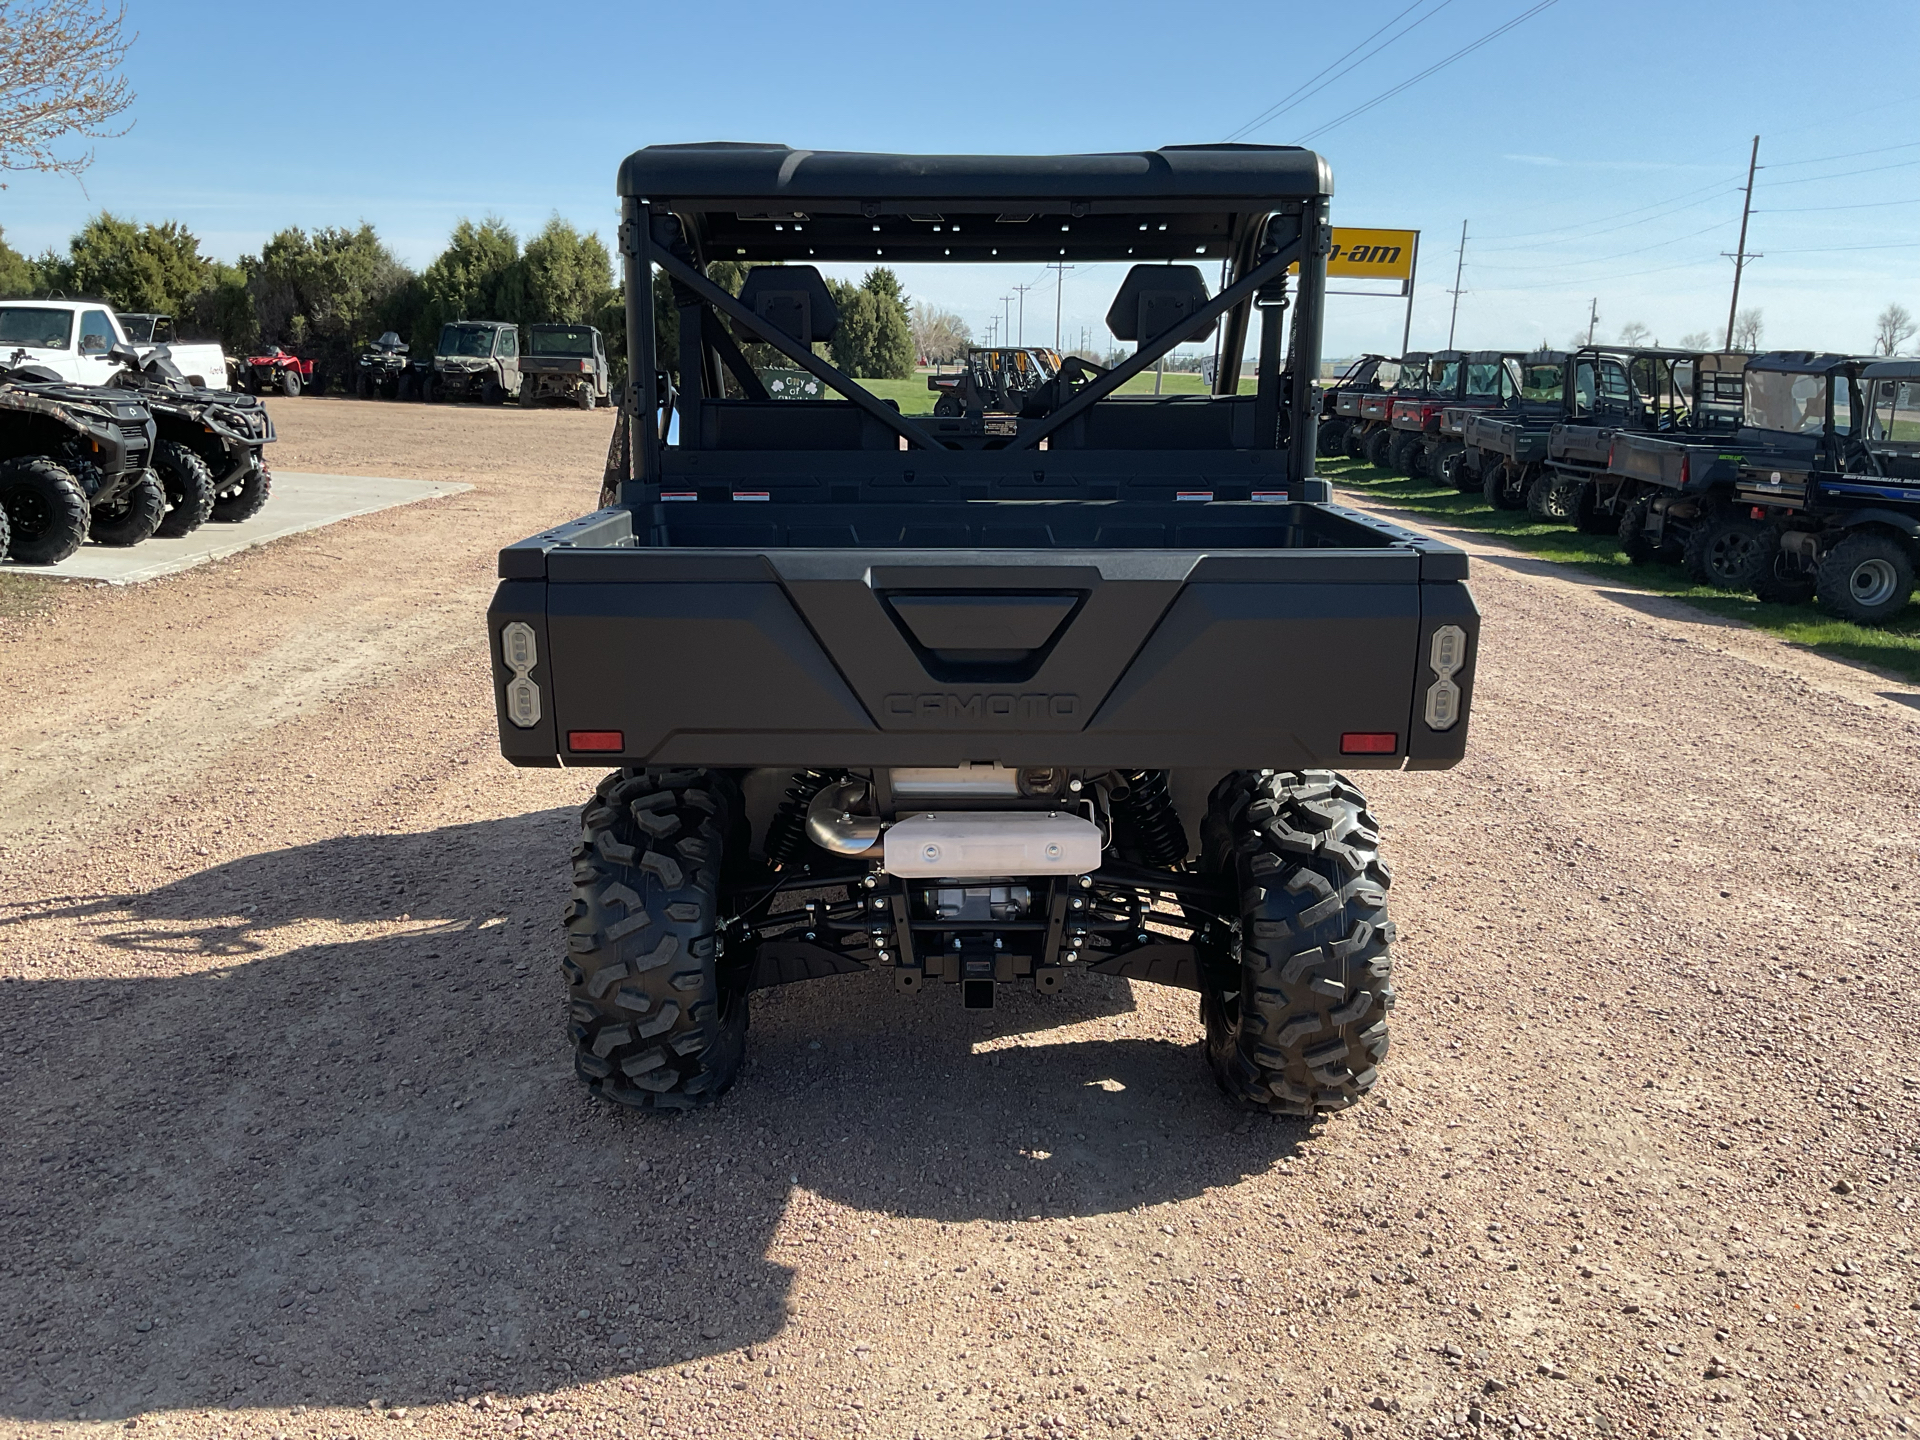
1831,507,1920,543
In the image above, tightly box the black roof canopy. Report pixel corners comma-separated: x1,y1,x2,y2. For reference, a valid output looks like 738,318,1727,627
620,142,1332,265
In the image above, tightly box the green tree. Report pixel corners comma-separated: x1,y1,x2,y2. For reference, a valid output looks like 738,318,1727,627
414,216,524,353
522,218,615,325
242,223,414,375
826,268,912,379
60,212,209,313
0,225,34,296
187,259,254,354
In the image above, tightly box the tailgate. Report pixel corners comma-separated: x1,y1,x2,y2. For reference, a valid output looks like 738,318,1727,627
489,511,1479,773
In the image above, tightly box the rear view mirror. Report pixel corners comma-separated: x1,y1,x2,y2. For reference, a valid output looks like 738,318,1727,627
108,341,141,367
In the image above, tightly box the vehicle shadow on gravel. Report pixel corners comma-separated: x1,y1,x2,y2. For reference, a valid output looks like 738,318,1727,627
0,814,1305,1424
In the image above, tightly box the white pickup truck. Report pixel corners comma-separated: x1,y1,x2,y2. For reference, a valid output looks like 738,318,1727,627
0,299,231,390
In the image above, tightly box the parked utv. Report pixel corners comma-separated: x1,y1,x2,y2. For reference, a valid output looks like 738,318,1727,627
0,346,158,563
1453,351,1569,502
355,332,411,399
1318,353,1396,457
1612,353,1865,591
487,143,1480,1120
519,324,611,409
108,346,274,527
928,347,1064,417
424,321,520,404
1737,357,1920,620
1348,352,1427,463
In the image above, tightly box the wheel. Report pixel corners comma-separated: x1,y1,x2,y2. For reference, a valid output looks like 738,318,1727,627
1344,424,1369,460
1481,460,1525,510
355,373,371,399
1432,443,1465,490
932,394,964,418
279,369,301,397
1385,430,1420,475
308,367,326,396
1362,427,1393,468
420,375,437,404
1684,510,1773,590
482,378,505,406
1316,418,1348,457
0,457,88,564
563,767,751,1110
1198,769,1395,1116
518,378,535,407
395,372,416,402
1617,497,1660,565
0,497,9,559
1572,482,1613,535
1526,469,1578,523
152,440,216,538
1754,546,1817,606
211,461,271,523
88,471,166,546
1817,531,1916,624
577,387,596,411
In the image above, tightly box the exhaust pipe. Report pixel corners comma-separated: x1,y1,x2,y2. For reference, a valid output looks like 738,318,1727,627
805,776,882,855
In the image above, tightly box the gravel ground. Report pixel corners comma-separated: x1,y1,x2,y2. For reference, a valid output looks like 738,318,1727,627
1,396,1917,1440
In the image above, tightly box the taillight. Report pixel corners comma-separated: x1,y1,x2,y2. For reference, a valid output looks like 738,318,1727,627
568,730,624,752
1341,732,1398,755
1606,442,1615,468
1680,454,1690,486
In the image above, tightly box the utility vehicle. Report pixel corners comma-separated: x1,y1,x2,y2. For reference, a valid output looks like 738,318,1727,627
1611,352,1866,590
927,347,1064,417
0,346,157,563
487,143,1480,1117
1452,351,1568,501
424,321,521,404
520,324,612,409
1348,351,1427,463
1736,357,1920,620
1319,353,1396,457
108,346,274,528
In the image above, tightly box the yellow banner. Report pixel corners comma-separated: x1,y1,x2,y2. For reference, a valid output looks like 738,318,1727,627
1287,228,1418,280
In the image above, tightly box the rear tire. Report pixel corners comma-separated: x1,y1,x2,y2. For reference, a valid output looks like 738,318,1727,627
1385,430,1420,475
1817,531,1915,624
577,387,596,411
211,462,271,523
153,440,216,538
1618,496,1659,565
563,768,751,1110
1526,468,1578,523
1363,427,1393,468
1199,769,1395,1116
1573,481,1615,535
89,471,166,546
0,457,89,564
1482,460,1527,510
1316,418,1348,456
1684,510,1773,589
482,378,505,406
1344,424,1369,460
1754,546,1818,605
280,370,302,398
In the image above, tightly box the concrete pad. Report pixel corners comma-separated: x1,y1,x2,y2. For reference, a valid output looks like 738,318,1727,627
3,471,472,585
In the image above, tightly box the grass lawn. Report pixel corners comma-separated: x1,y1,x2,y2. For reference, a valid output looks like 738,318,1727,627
1322,455,1920,685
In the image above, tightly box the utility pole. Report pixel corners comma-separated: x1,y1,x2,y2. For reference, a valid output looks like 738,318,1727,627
1723,134,1762,351
1586,298,1600,345
1048,261,1075,349
1012,283,1035,345
1001,295,1013,347
1445,220,1468,348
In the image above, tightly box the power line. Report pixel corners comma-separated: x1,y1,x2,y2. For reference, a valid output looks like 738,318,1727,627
1223,0,1452,142
1760,157,1920,187
1761,139,1920,169
1296,0,1561,143
1754,196,1920,213
1473,184,1743,250
1473,218,1735,271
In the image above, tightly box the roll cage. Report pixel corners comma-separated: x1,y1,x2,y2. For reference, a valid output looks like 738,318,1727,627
613,143,1335,505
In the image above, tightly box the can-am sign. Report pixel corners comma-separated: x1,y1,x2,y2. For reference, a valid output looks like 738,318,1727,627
1286,228,1418,281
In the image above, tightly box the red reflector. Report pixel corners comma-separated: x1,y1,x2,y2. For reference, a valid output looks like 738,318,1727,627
567,730,624,752
1340,732,1398,755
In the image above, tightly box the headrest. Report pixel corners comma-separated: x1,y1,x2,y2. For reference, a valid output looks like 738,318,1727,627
1105,264,1216,346
736,265,839,346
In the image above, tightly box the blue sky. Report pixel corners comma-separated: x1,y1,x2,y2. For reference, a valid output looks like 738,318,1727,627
4,0,1917,357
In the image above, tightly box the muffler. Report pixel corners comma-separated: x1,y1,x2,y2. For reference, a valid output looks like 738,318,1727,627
883,811,1101,879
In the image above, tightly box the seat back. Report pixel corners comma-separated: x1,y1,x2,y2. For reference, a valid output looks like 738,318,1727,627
1105,264,1216,347
737,265,840,346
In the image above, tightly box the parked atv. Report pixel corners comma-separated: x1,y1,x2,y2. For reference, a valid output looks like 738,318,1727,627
0,346,159,563
108,346,275,528
241,346,318,397
355,332,411,399
927,347,1062,417
1452,351,1569,501
424,321,521,404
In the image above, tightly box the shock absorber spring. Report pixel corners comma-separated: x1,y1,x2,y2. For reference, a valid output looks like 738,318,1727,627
1111,769,1188,867
764,769,841,869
